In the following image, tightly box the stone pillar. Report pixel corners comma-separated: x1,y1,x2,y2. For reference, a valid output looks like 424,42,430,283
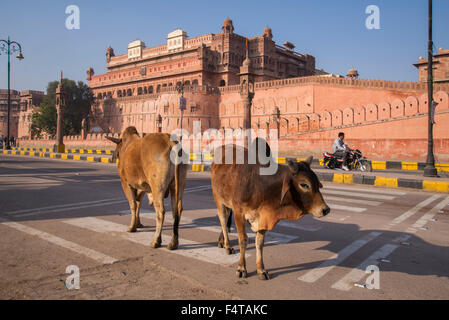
239,45,254,148
81,117,88,140
54,72,65,153
241,95,252,130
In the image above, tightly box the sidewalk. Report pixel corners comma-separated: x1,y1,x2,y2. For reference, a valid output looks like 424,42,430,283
3,147,449,193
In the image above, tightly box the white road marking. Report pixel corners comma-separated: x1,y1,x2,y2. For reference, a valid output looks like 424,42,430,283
388,194,441,226
407,196,449,232
15,200,127,217
317,196,447,291
323,189,396,201
184,185,211,192
5,198,124,216
298,231,382,283
276,220,322,232
63,217,241,266
0,218,117,265
328,204,366,213
6,185,212,218
331,243,401,291
324,196,382,206
324,185,406,196
135,211,298,245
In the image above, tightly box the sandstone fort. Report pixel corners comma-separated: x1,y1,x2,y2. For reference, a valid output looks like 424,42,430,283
2,18,449,161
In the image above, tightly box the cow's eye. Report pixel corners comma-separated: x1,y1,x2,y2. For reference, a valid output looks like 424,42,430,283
300,183,310,191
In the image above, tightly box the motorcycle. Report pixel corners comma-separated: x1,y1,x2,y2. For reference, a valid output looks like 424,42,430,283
323,148,372,172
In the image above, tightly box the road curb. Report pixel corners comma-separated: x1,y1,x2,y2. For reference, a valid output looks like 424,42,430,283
314,171,449,193
3,150,448,193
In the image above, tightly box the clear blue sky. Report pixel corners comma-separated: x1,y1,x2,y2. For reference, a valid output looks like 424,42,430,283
0,0,448,92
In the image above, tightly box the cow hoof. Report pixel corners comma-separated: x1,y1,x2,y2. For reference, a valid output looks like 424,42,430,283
167,242,178,250
127,227,137,233
150,241,161,248
258,271,270,281
236,270,247,278
226,247,235,255
217,241,224,248
136,222,144,228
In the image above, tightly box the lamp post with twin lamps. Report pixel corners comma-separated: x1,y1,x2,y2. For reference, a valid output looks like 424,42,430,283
0,37,24,150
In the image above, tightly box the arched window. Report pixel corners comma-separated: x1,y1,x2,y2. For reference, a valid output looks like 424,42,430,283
127,89,132,96
144,87,148,94
184,80,190,86
156,85,161,93
137,87,143,95
192,79,198,86
219,80,226,87
149,86,154,94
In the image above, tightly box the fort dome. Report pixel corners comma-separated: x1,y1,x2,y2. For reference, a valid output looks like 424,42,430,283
222,17,234,34
347,67,359,78
263,26,273,39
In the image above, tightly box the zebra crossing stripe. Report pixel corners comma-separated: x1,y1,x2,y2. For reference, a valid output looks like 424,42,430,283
328,203,366,213
323,189,396,201
298,231,382,283
389,194,441,226
408,196,449,230
0,218,117,265
136,211,298,245
322,185,407,196
324,196,382,206
64,217,241,266
331,242,401,291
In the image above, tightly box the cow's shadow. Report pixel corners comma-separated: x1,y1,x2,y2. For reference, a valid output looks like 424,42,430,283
183,213,449,281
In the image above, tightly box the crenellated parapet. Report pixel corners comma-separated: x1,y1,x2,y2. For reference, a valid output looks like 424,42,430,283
253,75,449,93
276,91,449,137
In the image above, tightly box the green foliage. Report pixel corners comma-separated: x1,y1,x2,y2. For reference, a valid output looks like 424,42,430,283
31,78,94,137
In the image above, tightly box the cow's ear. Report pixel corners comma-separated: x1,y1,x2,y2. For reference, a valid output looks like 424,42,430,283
287,159,299,174
298,156,313,171
280,174,291,206
305,156,313,165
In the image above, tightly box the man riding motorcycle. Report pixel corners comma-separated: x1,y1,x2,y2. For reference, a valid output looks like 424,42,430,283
332,132,349,171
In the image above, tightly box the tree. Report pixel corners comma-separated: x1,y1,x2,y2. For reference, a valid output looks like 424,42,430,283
31,78,94,137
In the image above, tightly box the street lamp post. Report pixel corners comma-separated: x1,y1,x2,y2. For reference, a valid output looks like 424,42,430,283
176,80,186,141
423,0,438,177
0,37,24,150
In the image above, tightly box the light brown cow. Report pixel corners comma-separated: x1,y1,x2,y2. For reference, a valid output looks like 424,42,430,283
211,142,330,280
107,126,187,250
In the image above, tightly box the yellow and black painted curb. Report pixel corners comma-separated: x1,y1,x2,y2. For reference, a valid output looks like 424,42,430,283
3,149,117,164
11,147,113,155
314,171,449,193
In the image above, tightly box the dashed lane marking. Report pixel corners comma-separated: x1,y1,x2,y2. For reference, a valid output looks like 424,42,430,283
323,189,396,201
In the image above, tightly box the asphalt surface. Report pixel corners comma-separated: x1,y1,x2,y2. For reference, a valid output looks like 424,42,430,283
0,154,448,299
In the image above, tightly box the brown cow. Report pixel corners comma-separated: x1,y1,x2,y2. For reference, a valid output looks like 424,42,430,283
211,142,330,280
107,127,187,250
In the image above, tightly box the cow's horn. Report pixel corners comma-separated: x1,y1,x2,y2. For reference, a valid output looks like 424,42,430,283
106,136,121,144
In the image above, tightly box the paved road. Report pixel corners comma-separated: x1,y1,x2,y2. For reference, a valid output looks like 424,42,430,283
0,154,448,299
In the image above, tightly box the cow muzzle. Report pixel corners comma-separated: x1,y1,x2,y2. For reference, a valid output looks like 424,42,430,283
311,205,331,218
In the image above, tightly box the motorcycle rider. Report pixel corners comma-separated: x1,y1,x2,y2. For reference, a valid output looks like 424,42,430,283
332,132,349,171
